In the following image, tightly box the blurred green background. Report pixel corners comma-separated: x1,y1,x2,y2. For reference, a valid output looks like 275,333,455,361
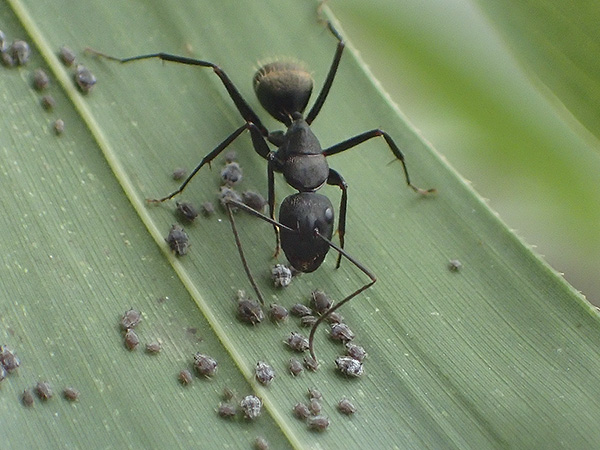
331,0,600,305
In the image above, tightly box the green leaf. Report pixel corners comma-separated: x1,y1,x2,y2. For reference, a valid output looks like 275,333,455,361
1,0,599,449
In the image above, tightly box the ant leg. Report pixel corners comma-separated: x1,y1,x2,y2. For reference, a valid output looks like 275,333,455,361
147,121,271,203
224,201,265,305
308,231,376,362
267,155,281,258
224,199,296,304
323,129,436,195
85,48,268,135
246,123,281,256
305,21,345,125
326,169,348,269
316,0,329,20
248,122,272,160
147,123,248,203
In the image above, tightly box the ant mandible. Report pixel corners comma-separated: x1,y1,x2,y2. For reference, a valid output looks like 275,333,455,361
87,20,434,360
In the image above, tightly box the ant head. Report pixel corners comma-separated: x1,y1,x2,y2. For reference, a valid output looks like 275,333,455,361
253,60,313,125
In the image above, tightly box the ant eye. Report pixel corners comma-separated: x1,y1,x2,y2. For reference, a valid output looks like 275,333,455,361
324,207,334,223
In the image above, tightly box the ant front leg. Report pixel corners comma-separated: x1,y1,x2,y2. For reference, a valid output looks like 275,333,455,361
85,48,269,136
326,169,348,269
306,21,345,125
323,129,436,195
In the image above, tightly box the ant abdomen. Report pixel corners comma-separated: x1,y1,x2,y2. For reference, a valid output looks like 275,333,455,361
279,192,334,273
253,61,313,123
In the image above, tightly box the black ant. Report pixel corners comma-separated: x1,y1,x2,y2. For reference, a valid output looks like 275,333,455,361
86,21,434,360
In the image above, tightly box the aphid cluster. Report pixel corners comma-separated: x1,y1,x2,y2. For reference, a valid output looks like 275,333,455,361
160,142,265,259
281,290,368,375
215,388,263,422
2,342,81,408
1,34,51,127
21,381,81,407
292,387,329,432
2,35,97,138
119,308,163,355
287,290,370,377
327,316,368,378
1,36,30,66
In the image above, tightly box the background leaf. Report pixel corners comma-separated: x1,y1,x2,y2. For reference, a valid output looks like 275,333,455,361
1,0,599,448
332,0,600,305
